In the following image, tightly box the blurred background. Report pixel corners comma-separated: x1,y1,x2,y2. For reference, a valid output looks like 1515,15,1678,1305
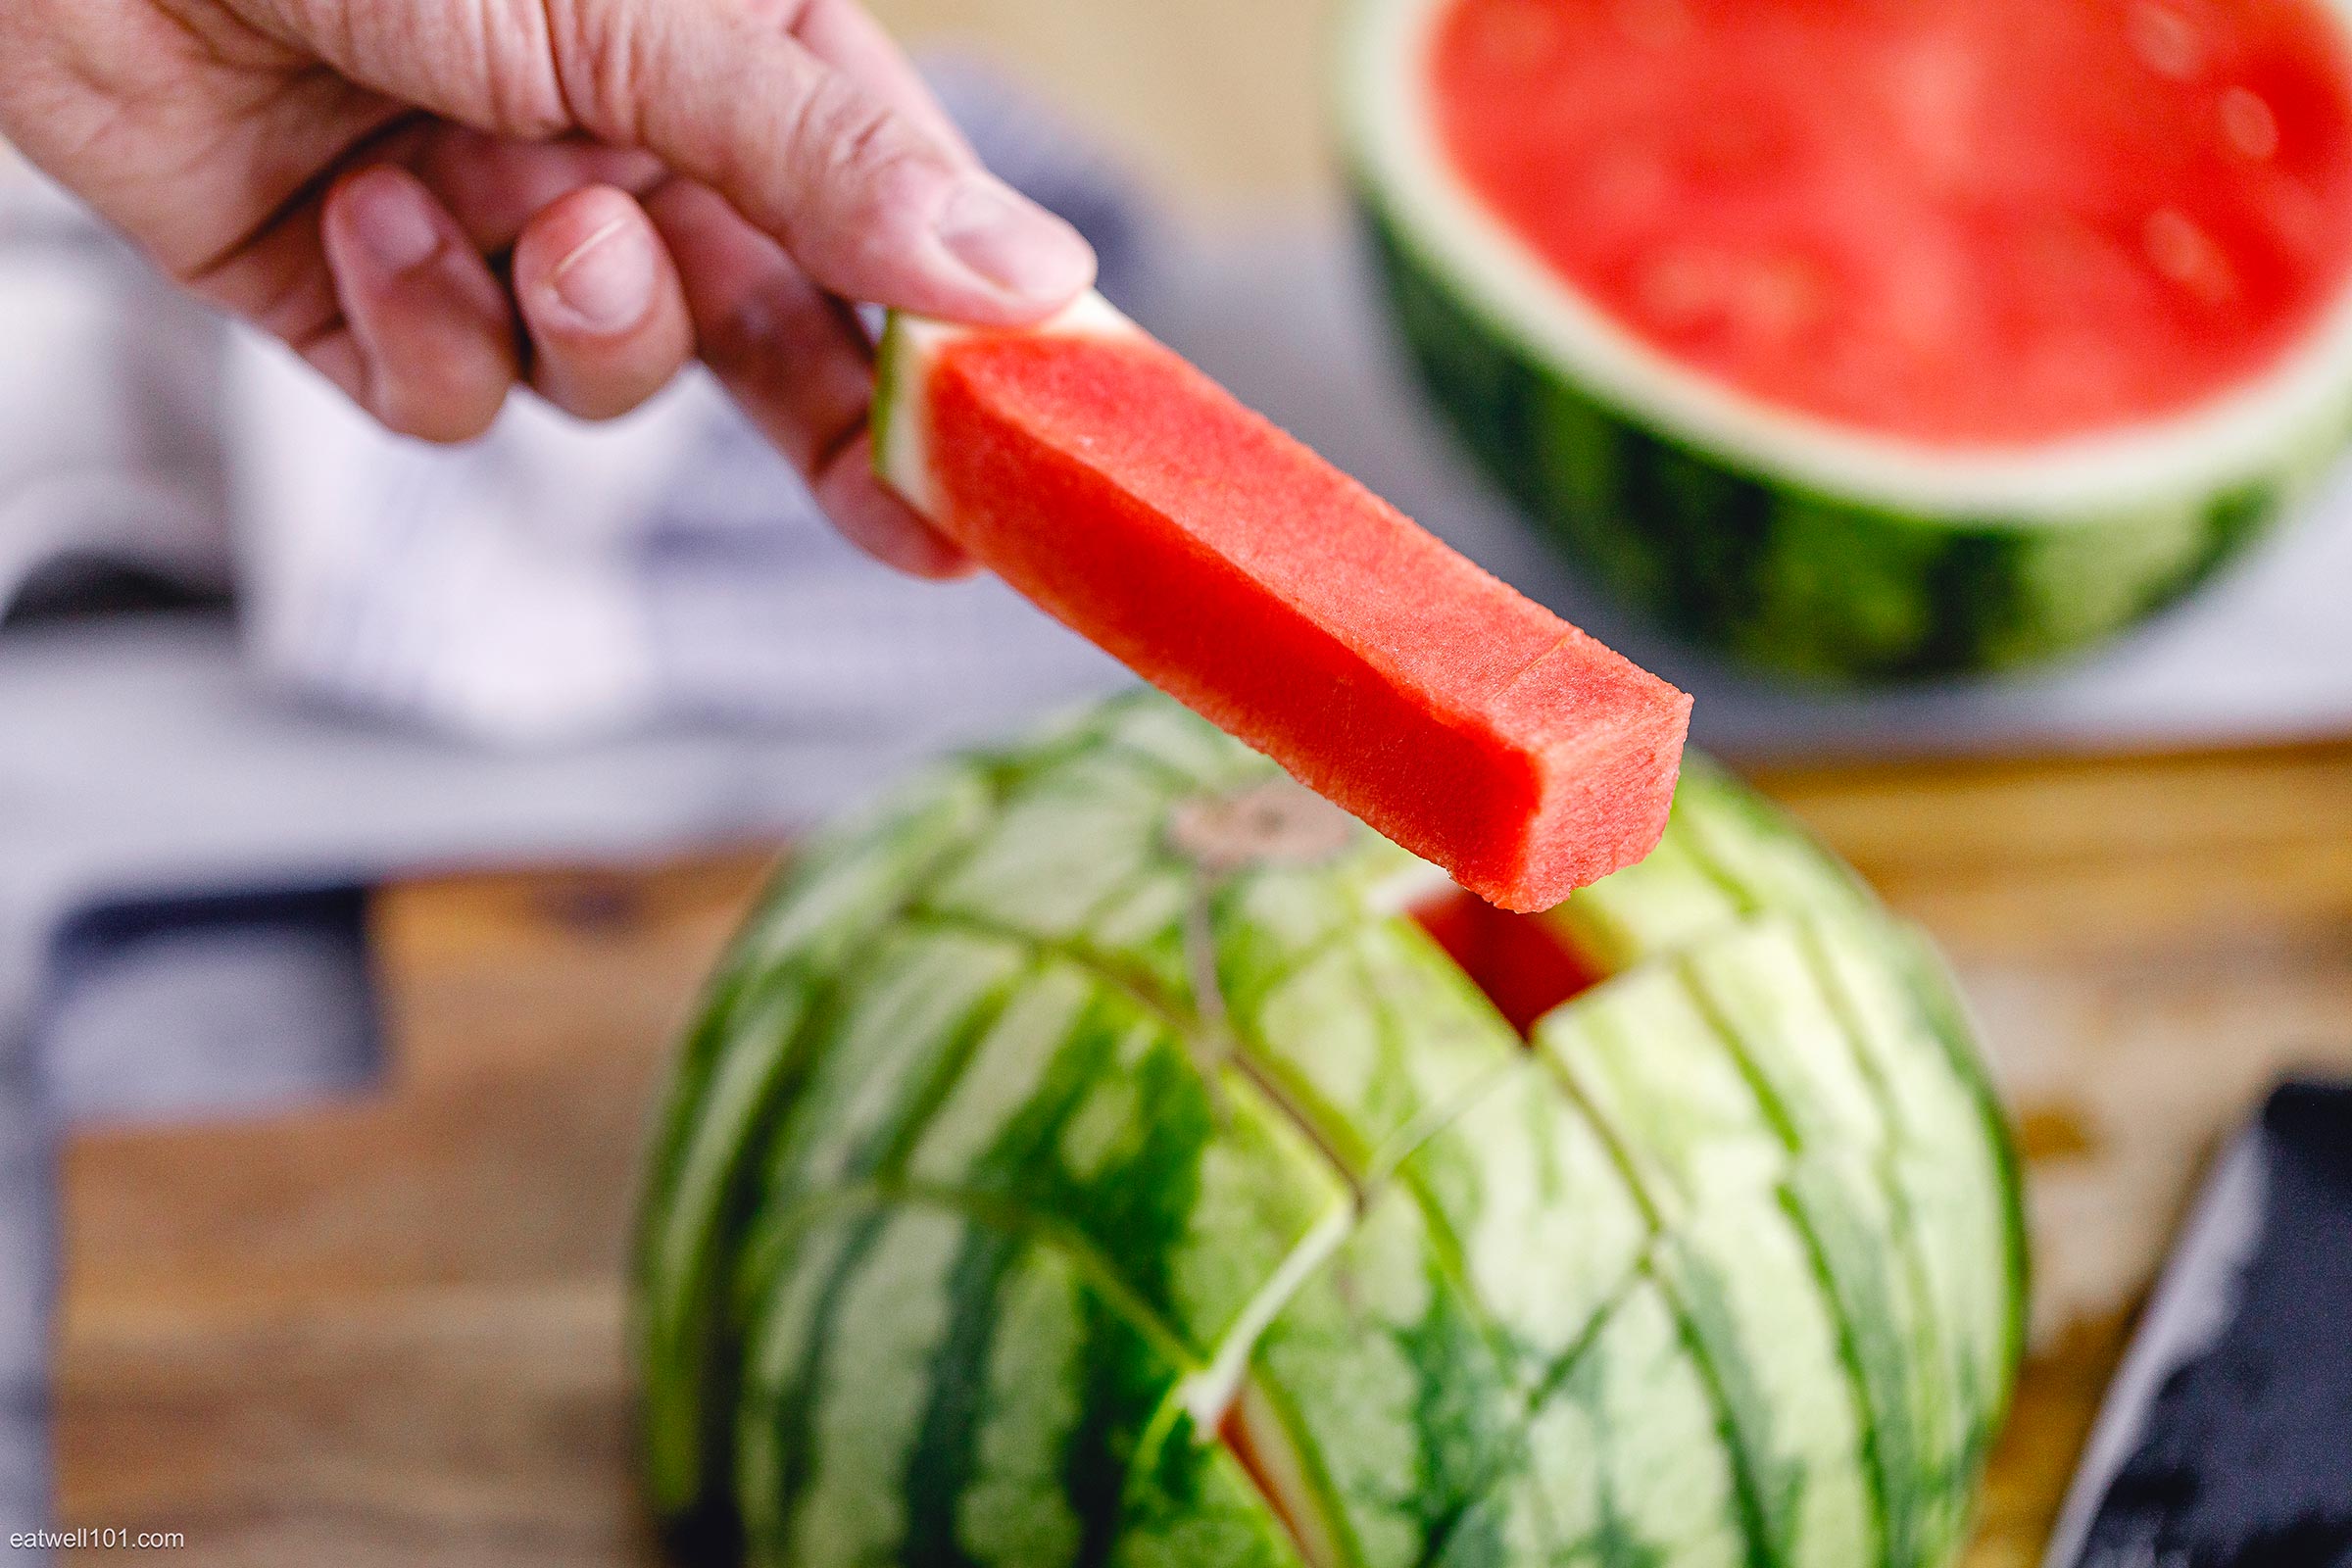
6,1,2352,1564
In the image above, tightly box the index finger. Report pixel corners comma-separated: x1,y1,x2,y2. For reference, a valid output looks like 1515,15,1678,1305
550,0,1094,323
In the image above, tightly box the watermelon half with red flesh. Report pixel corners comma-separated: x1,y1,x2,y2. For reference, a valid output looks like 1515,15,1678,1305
872,293,1692,911
1345,0,2352,676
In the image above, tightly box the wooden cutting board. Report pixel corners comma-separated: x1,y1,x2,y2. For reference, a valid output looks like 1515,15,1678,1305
51,741,2352,1566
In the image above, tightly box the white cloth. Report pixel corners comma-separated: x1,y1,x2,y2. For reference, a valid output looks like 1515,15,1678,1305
1,67,1145,747
0,151,230,614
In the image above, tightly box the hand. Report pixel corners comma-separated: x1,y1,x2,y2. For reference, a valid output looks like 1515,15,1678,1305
0,0,1098,575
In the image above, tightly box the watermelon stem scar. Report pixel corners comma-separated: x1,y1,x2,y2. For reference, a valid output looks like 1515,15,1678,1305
1168,781,1361,875
873,291,1691,912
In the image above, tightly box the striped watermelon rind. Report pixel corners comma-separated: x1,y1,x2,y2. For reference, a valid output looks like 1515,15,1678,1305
1338,0,2352,679
631,692,2026,1567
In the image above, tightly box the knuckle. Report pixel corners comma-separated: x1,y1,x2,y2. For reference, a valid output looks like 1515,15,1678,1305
526,0,621,137
695,293,777,385
701,269,823,379
787,75,930,213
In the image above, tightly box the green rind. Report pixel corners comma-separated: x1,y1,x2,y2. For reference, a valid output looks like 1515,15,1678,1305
1509,1278,1754,1568
1236,915,1524,1183
730,1195,1278,1568
633,760,1000,1526
1559,758,2032,1398
1115,1400,1319,1568
1535,963,1872,1568
1238,1190,1527,1568
633,694,2025,1568
1394,1058,1651,1386
906,1013,1352,1364
1893,929,2034,1415
1802,918,2020,1468
1354,196,2344,678
870,311,917,499
1653,1197,1878,1568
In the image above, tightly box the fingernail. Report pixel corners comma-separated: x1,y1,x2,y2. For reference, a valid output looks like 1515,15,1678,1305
932,173,1096,305
547,216,655,332
346,170,441,274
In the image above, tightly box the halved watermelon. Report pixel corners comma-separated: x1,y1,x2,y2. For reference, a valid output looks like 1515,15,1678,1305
872,293,1692,911
1344,0,2352,676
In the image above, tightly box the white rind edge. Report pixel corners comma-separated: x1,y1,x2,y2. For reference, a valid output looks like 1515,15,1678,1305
874,290,1142,517
1339,0,2352,522
1174,1203,1353,1432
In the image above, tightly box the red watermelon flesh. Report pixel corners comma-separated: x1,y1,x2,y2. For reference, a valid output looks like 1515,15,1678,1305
1431,0,2352,445
1409,887,1601,1033
876,300,1690,911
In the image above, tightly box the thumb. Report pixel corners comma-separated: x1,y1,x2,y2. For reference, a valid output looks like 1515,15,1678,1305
552,0,1095,323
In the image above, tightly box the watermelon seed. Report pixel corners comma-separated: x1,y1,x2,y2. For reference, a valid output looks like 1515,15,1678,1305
2143,209,2237,303
2129,2,2203,79
1613,0,1692,50
2222,86,2280,161
1639,247,1736,328
1469,0,1561,72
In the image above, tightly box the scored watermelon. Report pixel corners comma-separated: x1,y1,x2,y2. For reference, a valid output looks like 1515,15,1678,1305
872,293,1691,911
1345,0,2352,676
630,692,2027,1568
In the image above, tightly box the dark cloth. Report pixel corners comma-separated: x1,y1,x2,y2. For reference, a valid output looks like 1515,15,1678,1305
2077,1082,2352,1568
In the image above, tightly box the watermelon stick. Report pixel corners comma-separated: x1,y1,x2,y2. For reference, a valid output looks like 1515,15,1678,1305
872,291,1690,911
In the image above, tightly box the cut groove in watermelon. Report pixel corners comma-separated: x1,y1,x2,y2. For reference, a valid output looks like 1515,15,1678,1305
874,294,1691,912
1218,1381,1348,1568
1174,1206,1355,1431
1409,886,1600,1035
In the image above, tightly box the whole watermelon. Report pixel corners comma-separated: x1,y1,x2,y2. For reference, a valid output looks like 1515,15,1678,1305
633,692,2026,1568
